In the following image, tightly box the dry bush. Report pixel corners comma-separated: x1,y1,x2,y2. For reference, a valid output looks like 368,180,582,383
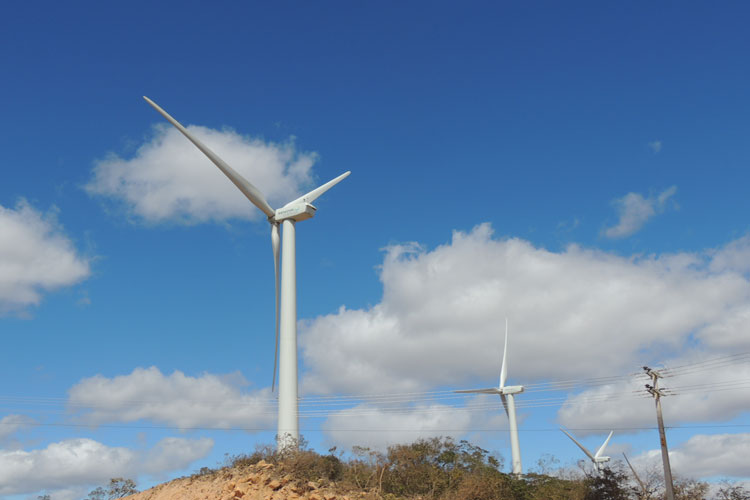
381,437,504,499
449,470,511,500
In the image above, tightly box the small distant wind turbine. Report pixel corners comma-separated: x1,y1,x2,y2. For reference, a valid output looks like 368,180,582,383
561,428,614,473
143,96,350,449
455,319,524,476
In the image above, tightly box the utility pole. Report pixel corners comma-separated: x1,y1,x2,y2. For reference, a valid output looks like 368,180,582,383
643,366,675,500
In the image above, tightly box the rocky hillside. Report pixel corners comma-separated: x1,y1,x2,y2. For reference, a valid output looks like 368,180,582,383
124,460,366,500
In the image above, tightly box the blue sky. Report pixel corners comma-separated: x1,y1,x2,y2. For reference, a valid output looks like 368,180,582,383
2,1,750,498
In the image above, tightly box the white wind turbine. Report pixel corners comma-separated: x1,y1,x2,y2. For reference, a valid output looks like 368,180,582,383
144,96,350,449
561,428,614,473
455,319,524,476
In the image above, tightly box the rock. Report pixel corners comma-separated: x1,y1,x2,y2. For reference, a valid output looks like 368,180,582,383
267,479,283,491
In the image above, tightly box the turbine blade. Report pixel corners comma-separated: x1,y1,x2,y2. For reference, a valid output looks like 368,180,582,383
595,430,614,458
454,388,499,394
499,318,508,389
271,223,280,392
282,171,351,208
561,428,596,461
500,393,509,417
622,453,647,493
143,96,276,218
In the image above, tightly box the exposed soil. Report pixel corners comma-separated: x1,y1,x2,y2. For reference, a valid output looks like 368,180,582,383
124,460,369,500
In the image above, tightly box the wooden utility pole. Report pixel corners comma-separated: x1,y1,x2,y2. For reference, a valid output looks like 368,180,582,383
643,366,675,500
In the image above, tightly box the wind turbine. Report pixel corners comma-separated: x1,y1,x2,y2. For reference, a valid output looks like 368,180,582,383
455,319,524,476
143,96,350,449
560,428,614,473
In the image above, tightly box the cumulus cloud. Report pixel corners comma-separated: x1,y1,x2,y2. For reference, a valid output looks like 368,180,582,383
68,367,275,429
0,436,212,496
603,186,677,238
557,357,750,435
321,397,504,451
709,235,750,275
85,124,318,223
300,223,750,397
633,433,750,479
0,200,90,314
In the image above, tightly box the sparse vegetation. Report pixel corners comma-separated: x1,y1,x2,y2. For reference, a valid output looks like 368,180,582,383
126,436,747,500
84,478,137,499
224,435,727,500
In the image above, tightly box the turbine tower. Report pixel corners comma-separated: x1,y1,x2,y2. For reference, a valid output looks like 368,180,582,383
560,428,614,473
455,319,524,476
144,97,350,449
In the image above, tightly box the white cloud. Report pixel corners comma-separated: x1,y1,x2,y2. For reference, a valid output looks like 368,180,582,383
141,436,216,474
68,367,275,430
633,433,750,479
85,124,318,223
709,235,750,275
300,223,750,397
603,186,677,238
0,414,35,441
321,398,504,451
0,200,90,314
557,357,750,435
0,436,212,496
649,140,662,153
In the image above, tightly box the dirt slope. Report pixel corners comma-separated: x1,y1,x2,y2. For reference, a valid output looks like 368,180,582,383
124,460,363,500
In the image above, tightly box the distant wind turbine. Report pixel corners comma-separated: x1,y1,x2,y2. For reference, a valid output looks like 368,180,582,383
143,96,350,449
561,428,614,473
455,319,524,476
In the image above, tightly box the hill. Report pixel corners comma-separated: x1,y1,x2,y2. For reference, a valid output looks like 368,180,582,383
124,460,356,500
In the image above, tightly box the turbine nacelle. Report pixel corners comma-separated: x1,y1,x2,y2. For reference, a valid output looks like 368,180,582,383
501,385,524,395
273,203,317,222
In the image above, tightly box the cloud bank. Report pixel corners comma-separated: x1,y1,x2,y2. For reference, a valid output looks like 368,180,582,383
68,367,275,430
321,397,505,451
0,200,90,314
301,223,750,398
634,433,750,479
86,124,318,223
557,358,750,435
0,436,212,496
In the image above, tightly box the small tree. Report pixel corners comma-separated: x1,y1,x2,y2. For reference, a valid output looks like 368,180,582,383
716,481,750,500
673,476,709,500
85,478,137,500
584,468,631,500
107,478,137,498
86,486,107,500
